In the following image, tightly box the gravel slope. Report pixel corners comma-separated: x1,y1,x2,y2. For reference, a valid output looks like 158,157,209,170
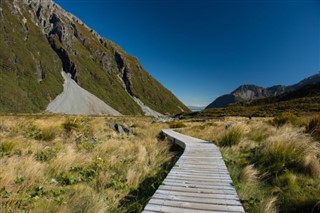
47,72,121,115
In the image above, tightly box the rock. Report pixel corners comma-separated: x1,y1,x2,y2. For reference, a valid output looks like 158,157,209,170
113,123,133,135
88,138,97,144
76,135,97,144
225,123,235,130
155,117,176,123
122,126,133,135
75,135,86,144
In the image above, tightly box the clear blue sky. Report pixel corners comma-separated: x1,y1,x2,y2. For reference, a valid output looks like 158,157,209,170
55,0,320,106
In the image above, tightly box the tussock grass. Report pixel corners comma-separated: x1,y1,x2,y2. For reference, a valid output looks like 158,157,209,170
306,114,320,140
180,116,320,213
240,165,259,185
0,115,175,212
168,121,186,128
272,112,300,127
220,127,243,147
255,128,320,178
259,197,278,213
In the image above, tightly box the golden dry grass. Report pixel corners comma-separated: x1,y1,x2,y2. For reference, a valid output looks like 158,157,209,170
0,115,174,212
180,116,320,213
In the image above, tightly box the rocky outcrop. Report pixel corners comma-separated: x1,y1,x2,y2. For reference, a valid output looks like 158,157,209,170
206,73,320,109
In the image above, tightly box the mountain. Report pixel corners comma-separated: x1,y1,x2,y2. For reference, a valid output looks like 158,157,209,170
189,82,320,118
250,82,320,106
206,73,320,109
0,0,189,115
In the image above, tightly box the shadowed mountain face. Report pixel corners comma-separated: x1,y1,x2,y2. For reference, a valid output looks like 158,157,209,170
0,0,189,115
206,73,320,109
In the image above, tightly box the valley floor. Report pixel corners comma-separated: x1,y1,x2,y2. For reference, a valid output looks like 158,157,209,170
179,114,320,213
0,115,178,212
1,114,320,213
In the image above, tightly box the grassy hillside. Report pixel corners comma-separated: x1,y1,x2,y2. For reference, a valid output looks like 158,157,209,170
0,1,63,113
179,115,320,213
0,115,181,212
110,43,190,114
0,1,189,115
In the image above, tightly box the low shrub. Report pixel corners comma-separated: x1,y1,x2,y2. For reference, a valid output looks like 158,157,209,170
63,118,81,132
35,147,57,162
305,115,320,140
247,127,270,143
168,121,186,128
0,142,15,157
26,125,55,141
26,125,42,140
40,128,56,141
272,112,299,127
220,127,243,147
58,166,97,185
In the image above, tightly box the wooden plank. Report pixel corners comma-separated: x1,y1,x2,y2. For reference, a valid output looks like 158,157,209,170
155,189,239,199
148,198,245,212
165,177,233,184
163,180,234,188
152,193,242,206
163,181,236,191
165,173,232,180
170,168,230,174
144,204,236,213
158,185,238,195
166,174,231,180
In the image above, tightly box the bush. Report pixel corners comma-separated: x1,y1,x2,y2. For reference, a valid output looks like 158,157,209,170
168,121,186,128
220,127,243,147
305,115,320,140
26,125,55,141
63,118,81,132
40,128,56,141
248,127,270,143
35,147,57,162
0,142,15,157
26,125,43,140
272,112,299,127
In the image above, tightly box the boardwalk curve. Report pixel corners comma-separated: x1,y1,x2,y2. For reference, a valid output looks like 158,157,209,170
143,129,245,213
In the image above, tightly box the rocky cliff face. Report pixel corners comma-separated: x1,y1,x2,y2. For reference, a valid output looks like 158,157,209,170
0,0,189,115
206,74,320,109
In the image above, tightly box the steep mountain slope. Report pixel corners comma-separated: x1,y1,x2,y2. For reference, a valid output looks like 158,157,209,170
206,73,320,109
0,0,189,115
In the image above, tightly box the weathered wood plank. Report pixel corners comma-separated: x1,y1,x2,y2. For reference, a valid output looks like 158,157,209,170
163,181,236,191
144,204,237,213
158,185,239,195
148,198,245,212
155,189,240,199
152,193,242,206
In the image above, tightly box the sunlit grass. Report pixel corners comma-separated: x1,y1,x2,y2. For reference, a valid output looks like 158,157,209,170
180,116,320,213
0,115,175,212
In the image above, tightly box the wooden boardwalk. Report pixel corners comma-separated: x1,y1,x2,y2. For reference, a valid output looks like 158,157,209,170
142,129,244,213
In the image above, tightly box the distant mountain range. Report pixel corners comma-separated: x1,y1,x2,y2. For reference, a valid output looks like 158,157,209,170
0,0,189,115
187,106,206,112
206,73,320,109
